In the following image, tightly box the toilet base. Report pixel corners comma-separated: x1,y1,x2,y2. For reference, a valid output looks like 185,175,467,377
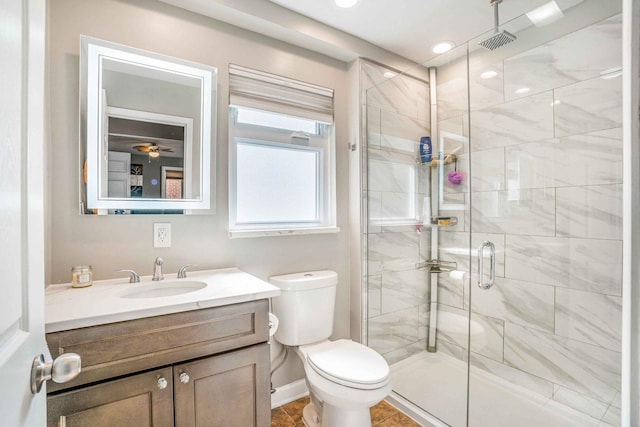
322,404,372,427
302,403,321,427
302,402,373,427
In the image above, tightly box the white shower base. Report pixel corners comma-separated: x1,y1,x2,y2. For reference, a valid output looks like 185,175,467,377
390,351,613,427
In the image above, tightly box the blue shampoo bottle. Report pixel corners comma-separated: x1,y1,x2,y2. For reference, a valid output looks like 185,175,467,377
420,136,432,163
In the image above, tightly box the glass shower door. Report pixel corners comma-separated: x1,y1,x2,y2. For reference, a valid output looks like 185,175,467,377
466,6,624,427
363,3,623,427
363,44,473,427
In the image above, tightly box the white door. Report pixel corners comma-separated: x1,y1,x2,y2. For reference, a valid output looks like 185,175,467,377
0,0,47,425
107,151,132,197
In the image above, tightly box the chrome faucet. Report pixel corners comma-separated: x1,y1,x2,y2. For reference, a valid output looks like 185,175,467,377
116,269,140,283
152,257,164,281
177,264,196,279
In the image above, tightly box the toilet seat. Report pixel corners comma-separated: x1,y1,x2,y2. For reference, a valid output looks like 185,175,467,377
306,339,390,390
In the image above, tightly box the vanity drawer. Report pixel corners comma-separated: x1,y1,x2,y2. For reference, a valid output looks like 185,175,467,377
46,299,269,393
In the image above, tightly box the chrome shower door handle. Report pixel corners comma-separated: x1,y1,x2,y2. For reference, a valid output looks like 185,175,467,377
477,240,496,290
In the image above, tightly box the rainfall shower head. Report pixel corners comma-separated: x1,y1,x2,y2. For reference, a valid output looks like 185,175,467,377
479,0,517,50
479,30,516,50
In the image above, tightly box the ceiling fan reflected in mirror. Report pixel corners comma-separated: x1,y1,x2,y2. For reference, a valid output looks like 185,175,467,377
132,142,173,160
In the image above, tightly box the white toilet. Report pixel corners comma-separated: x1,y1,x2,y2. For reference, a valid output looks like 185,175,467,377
270,270,392,427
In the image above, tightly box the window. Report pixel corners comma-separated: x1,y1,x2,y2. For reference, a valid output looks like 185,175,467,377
228,65,337,237
236,139,321,223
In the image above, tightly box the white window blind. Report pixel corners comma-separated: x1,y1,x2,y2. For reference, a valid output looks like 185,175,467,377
229,64,334,124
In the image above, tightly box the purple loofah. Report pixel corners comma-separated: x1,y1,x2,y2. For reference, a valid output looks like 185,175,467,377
447,170,464,185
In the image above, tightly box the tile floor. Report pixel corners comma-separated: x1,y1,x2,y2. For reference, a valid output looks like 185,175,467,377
271,396,420,427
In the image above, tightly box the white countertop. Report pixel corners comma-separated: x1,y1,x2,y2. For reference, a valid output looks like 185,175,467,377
45,268,280,333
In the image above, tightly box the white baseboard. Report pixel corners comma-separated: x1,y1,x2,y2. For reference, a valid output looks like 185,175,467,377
271,379,309,409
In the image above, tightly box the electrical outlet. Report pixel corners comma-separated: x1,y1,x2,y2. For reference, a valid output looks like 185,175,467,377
154,223,171,248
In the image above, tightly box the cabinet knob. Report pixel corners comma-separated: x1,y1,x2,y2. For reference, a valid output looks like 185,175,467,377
157,377,168,390
180,372,190,384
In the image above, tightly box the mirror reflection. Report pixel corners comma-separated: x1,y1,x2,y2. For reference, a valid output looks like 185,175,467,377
80,36,216,214
105,112,192,201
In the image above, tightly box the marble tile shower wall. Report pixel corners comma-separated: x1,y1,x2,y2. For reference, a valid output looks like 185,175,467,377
362,61,434,365
435,14,622,424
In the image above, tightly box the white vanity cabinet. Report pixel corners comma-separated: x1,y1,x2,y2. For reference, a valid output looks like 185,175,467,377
46,300,271,427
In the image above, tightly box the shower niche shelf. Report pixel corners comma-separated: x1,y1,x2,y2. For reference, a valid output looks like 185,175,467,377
416,259,457,273
422,216,458,228
417,153,457,168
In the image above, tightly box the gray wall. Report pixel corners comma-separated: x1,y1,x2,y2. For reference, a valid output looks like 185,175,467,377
47,0,350,387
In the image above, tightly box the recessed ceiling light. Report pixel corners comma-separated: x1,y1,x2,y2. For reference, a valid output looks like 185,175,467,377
383,71,397,79
526,1,564,27
515,87,530,94
480,70,498,79
432,41,454,54
335,0,358,8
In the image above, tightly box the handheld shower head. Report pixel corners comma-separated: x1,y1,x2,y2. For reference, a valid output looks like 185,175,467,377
479,0,517,51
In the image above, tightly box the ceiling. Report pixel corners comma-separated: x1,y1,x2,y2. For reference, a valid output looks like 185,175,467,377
162,0,610,67
108,118,185,159
266,0,583,63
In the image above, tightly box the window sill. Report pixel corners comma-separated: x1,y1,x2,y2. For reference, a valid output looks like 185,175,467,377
228,226,341,239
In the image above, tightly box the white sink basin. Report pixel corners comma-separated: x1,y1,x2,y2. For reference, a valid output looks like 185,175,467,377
119,280,207,299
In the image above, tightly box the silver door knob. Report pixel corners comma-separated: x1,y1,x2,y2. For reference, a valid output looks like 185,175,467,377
157,377,168,389
180,372,190,384
31,353,82,394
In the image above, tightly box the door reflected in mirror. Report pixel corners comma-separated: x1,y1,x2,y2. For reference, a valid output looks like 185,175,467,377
80,36,216,214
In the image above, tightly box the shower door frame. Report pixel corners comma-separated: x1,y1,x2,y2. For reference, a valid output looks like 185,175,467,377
621,0,639,424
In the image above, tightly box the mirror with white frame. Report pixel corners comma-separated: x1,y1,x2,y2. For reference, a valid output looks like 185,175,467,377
80,36,216,214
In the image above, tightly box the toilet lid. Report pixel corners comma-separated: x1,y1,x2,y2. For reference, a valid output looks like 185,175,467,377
306,340,389,389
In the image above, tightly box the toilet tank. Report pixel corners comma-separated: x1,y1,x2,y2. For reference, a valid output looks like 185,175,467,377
270,270,338,346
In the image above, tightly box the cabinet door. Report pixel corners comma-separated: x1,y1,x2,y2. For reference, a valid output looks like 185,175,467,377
174,343,270,427
47,367,174,427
